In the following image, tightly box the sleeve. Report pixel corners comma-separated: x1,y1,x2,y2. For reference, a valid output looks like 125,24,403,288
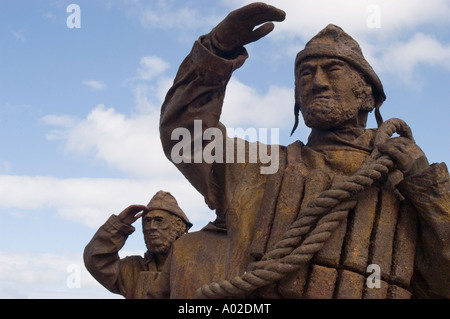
159,35,248,210
397,162,450,298
83,214,136,295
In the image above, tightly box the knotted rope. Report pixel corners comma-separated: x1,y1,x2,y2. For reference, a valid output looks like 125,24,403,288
195,118,413,299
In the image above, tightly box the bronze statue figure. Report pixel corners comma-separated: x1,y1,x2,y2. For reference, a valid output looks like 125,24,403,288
153,2,450,299
84,190,192,299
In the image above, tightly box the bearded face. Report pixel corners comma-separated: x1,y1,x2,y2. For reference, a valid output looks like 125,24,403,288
295,57,374,130
142,210,185,255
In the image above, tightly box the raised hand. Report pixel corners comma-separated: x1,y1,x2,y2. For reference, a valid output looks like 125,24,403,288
210,2,286,53
117,204,148,226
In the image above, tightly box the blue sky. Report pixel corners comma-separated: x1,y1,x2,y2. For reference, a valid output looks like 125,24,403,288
0,0,449,298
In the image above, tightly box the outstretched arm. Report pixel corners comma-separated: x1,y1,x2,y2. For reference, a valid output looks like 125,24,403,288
159,3,285,208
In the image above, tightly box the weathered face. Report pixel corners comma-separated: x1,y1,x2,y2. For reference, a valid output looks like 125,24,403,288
142,209,181,255
295,57,373,130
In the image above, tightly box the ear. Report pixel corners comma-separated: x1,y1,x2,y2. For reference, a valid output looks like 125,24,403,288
175,218,186,238
352,70,376,113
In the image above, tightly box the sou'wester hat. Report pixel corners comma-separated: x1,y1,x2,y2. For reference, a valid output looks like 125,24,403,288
146,190,193,230
292,24,386,134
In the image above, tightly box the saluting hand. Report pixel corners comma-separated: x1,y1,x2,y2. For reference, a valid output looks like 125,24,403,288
117,205,148,226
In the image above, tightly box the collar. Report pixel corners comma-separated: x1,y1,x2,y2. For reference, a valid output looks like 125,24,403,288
307,127,376,154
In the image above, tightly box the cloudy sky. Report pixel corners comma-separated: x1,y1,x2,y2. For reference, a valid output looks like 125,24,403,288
1,0,449,298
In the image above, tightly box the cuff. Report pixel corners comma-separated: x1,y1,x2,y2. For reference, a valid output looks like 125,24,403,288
191,35,248,77
106,214,136,235
398,162,449,199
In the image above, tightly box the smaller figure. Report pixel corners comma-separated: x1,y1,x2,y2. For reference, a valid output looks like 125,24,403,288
83,190,192,299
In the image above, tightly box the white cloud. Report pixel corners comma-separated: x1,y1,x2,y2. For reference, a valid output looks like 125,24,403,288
136,56,170,81
45,56,172,178
12,31,26,43
131,80,172,113
27,54,301,232
43,53,300,179
124,0,222,31
42,11,56,22
222,77,294,129
225,0,450,38
0,175,214,230
45,104,175,179
374,33,450,82
222,0,450,83
117,1,450,89
0,251,120,298
30,53,299,233
82,80,107,91
41,114,77,128
0,251,81,285
123,55,174,113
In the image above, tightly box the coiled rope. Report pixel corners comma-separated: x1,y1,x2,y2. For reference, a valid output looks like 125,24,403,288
195,118,413,299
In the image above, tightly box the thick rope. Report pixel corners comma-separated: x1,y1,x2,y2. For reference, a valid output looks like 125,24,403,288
195,118,413,299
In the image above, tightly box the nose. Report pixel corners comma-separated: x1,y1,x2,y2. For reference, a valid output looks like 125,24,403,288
149,220,158,229
144,219,158,231
312,67,330,93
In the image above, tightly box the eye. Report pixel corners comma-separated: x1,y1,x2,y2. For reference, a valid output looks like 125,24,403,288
328,65,342,73
301,69,312,77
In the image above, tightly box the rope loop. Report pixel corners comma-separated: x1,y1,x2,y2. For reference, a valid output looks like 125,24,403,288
195,119,413,299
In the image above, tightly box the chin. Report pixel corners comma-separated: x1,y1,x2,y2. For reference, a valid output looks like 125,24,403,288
303,103,357,130
145,237,170,255
304,113,341,130
147,244,170,255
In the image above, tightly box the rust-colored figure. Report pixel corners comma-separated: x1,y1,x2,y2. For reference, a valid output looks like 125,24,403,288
155,3,450,299
83,191,192,299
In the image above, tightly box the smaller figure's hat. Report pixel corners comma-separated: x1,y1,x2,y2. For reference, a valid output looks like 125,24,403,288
292,24,386,134
146,190,193,230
